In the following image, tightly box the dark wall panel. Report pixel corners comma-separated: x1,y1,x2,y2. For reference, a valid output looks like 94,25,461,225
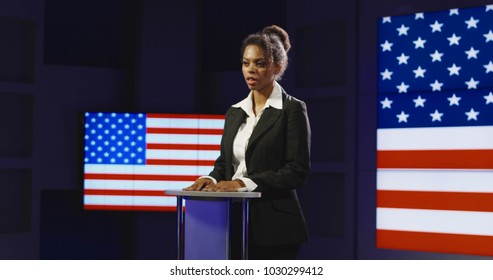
0,93,33,157
298,173,345,238
135,0,199,113
0,169,32,233
40,190,134,259
0,16,35,83
199,0,287,72
44,0,140,68
305,97,346,162
295,22,347,88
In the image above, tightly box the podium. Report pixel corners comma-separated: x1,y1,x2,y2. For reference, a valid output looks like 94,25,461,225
164,190,261,260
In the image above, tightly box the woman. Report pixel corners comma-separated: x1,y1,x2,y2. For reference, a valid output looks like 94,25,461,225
184,25,311,260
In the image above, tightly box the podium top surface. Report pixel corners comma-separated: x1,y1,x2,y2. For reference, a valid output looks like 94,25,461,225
164,190,261,199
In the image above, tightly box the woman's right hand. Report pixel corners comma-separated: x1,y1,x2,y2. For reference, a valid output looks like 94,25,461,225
183,178,213,191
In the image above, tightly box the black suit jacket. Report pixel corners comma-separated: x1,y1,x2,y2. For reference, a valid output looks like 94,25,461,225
209,89,311,246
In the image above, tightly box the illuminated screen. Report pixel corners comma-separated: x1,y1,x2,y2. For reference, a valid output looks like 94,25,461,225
83,112,224,211
376,5,493,256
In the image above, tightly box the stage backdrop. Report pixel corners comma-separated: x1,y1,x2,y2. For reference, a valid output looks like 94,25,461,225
83,112,224,211
376,4,493,256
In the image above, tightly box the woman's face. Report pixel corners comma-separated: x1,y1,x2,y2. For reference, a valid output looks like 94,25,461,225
242,44,280,93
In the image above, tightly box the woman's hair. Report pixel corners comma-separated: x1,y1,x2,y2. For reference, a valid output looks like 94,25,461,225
241,25,291,80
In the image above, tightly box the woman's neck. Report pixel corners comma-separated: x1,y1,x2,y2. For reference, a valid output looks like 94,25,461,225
251,83,274,116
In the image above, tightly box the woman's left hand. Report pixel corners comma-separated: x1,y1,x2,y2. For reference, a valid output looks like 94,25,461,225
203,180,243,192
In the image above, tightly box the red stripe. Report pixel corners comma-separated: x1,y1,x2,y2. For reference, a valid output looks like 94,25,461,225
377,229,493,256
377,190,493,212
84,204,176,212
147,127,223,135
377,150,493,169
84,189,175,197
147,143,220,150
146,159,216,166
84,173,197,181
147,113,224,119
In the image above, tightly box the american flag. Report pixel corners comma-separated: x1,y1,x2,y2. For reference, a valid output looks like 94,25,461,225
377,4,493,256
83,112,224,211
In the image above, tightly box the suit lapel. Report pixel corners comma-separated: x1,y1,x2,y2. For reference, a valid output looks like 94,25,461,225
247,107,281,151
223,108,247,154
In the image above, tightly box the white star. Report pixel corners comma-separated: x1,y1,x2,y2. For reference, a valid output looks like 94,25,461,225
430,110,443,122
485,61,493,73
465,47,479,59
396,111,410,123
430,80,443,91
397,82,409,93
415,13,424,19
430,21,443,32
449,9,459,15
382,17,391,23
465,108,479,121
447,34,461,45
413,95,426,107
413,37,426,49
487,5,493,11
397,53,410,65
484,92,493,104
465,77,479,89
430,50,443,62
380,97,393,109
465,17,479,29
448,94,461,106
380,68,393,80
413,66,426,78
484,30,493,42
447,64,461,76
397,24,410,36
381,40,393,52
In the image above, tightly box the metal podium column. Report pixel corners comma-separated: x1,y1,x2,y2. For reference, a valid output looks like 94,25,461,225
176,195,184,260
241,198,249,260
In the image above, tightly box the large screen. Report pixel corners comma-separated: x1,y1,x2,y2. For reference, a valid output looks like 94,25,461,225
377,4,493,256
83,112,224,211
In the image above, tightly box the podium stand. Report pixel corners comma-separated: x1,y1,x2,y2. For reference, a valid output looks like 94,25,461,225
164,190,261,260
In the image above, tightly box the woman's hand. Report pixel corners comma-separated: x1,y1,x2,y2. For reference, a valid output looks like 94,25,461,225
202,180,244,192
183,178,213,191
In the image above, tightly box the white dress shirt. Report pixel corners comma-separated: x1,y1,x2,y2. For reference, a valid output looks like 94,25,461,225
202,82,283,192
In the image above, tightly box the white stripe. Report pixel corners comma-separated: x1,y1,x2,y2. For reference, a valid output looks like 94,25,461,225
84,195,177,207
146,134,222,145
377,126,493,150
146,149,220,160
377,169,493,193
84,164,213,175
377,208,493,236
84,180,191,190
147,118,224,129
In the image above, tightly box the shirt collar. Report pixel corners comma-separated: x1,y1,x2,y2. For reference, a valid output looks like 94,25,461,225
232,81,283,116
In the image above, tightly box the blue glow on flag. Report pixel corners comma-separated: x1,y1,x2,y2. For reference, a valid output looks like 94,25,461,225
84,112,147,165
378,5,493,129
